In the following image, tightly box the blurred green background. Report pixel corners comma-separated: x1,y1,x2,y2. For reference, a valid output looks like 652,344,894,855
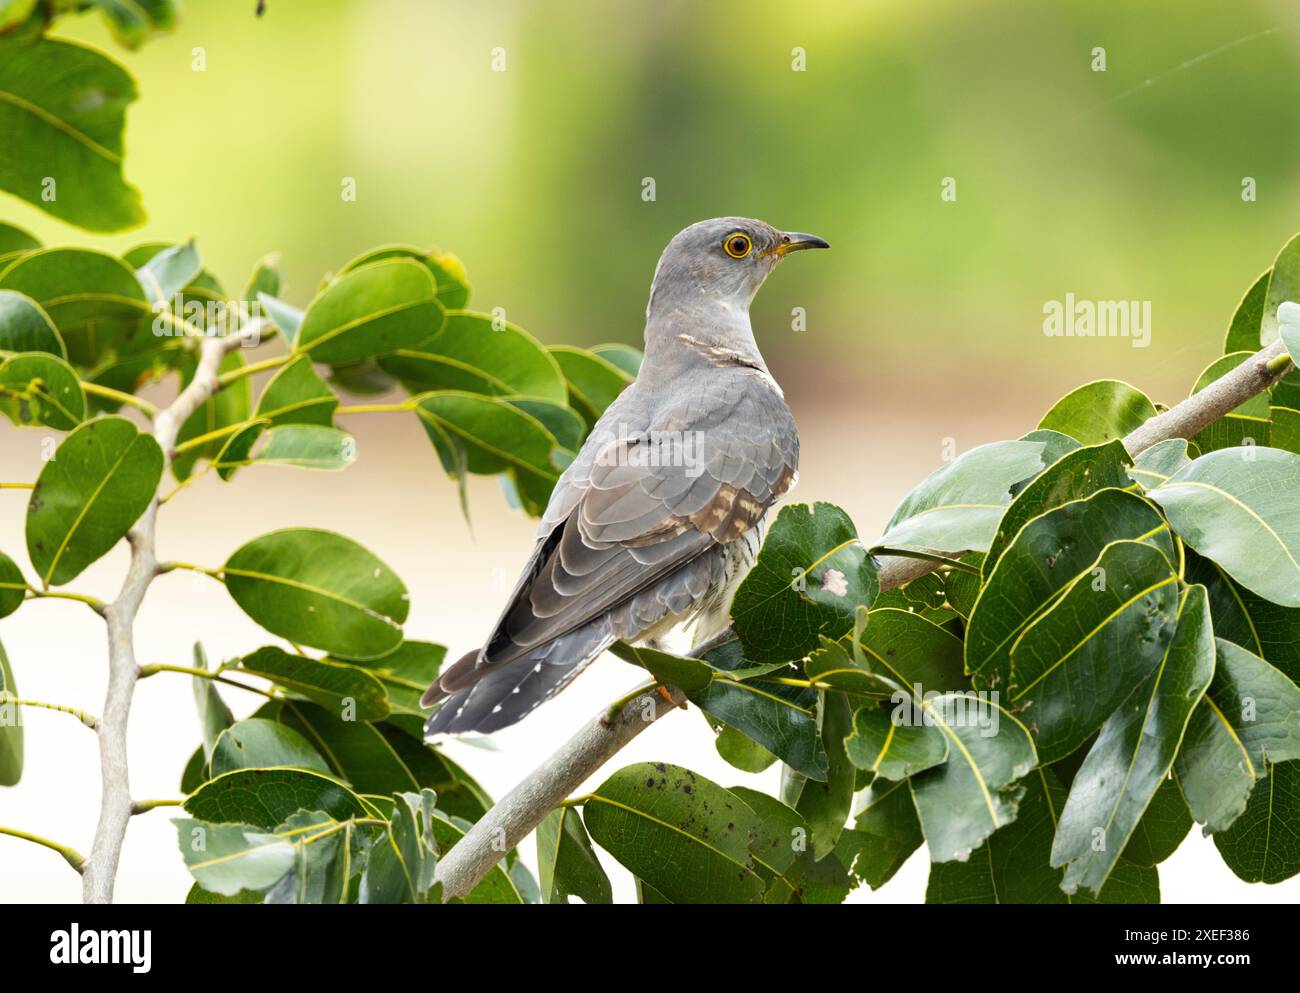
11,0,1300,403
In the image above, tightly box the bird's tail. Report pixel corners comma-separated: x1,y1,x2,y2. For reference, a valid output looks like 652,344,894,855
422,622,613,736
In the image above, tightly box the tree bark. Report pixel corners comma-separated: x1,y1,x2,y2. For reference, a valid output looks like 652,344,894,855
431,339,1295,902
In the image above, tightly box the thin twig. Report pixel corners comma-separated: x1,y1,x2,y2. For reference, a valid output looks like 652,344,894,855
82,318,268,904
0,692,98,730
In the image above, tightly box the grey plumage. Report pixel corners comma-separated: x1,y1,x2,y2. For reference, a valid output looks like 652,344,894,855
423,217,827,735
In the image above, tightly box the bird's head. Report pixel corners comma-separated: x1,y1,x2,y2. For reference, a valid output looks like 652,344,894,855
647,216,829,318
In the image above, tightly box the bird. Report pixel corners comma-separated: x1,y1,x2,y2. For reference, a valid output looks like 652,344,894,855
422,217,829,735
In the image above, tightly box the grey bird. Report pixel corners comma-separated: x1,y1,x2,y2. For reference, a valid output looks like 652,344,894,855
422,217,828,735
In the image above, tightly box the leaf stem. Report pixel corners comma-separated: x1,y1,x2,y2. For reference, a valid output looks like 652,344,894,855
171,422,247,456
18,585,107,615
1266,351,1293,374
558,794,593,808
0,825,85,873
0,482,34,490
335,402,415,416
602,681,659,723
866,545,981,575
0,692,99,730
130,798,183,815
156,561,224,582
137,663,277,700
79,382,160,418
217,352,291,385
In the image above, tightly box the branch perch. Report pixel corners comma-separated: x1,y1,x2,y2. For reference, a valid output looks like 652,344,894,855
81,320,268,904
430,339,1294,902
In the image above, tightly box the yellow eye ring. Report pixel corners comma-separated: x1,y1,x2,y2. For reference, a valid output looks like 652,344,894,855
723,232,752,259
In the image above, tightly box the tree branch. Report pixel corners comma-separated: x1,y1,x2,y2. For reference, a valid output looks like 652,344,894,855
430,338,1293,902
81,321,267,904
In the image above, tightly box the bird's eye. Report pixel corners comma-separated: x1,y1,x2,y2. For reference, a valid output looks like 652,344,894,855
723,233,752,259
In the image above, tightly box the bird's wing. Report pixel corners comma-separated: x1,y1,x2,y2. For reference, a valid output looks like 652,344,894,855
462,370,796,676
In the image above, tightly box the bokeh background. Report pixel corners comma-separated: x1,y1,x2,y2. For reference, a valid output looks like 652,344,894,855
3,0,1300,902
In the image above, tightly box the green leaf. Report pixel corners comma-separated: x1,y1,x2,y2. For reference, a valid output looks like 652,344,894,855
590,342,642,377
243,254,281,303
332,640,445,723
134,239,200,306
257,292,303,343
907,691,1037,862
295,258,442,365
1122,777,1193,867
1212,759,1300,883
686,675,816,785
582,762,766,904
687,639,825,780
381,310,566,404
224,424,356,474
239,646,389,722
172,818,296,897
848,607,971,693
1037,379,1157,446
183,767,370,829
612,642,713,693
263,810,354,905
274,699,484,812
223,528,408,660
0,248,150,366
0,221,39,258
840,778,921,890
1007,540,1181,763
1147,446,1300,607
339,244,470,310
877,440,1046,553
791,691,855,859
926,769,1067,904
926,769,1158,903
845,704,948,779
210,420,266,482
536,806,612,904
1189,552,1300,685
191,644,232,765
0,352,84,430
359,790,441,904
0,639,23,786
1225,269,1268,352
714,723,778,773
967,487,1174,683
184,883,263,904
1051,586,1214,894
731,501,879,664
1128,438,1194,488
1272,406,1300,456
0,38,144,231
210,718,331,777
87,0,179,49
1260,235,1300,347
548,345,633,427
414,390,564,491
254,354,337,426
983,439,1133,579
0,550,23,619
0,290,64,357
26,416,162,585
1176,639,1300,834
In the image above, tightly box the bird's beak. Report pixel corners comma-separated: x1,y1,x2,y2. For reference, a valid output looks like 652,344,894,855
770,232,831,257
